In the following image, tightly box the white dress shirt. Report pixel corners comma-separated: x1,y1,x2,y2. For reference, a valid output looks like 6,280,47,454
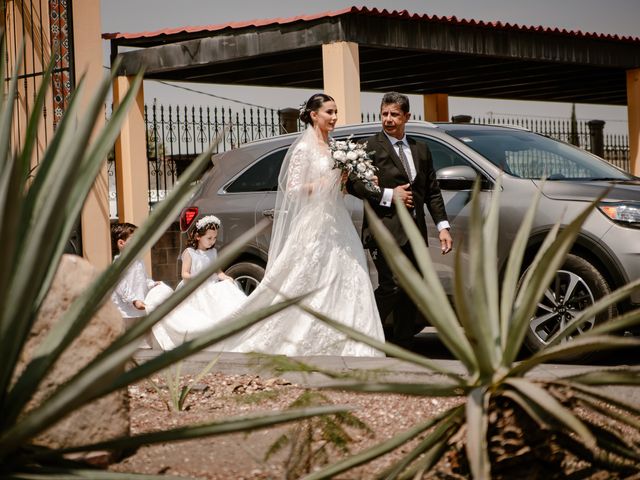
379,132,450,232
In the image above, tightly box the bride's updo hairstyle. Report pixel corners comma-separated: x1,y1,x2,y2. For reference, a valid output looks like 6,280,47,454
299,93,335,126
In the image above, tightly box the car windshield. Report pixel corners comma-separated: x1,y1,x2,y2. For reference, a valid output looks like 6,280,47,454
444,128,632,181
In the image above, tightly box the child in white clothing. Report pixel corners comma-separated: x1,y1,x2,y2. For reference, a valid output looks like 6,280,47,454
111,222,157,347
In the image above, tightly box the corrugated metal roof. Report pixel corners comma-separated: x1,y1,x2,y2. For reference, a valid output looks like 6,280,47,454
102,5,640,43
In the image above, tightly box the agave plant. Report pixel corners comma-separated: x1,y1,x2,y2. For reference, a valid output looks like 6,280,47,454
0,40,348,477
301,178,640,479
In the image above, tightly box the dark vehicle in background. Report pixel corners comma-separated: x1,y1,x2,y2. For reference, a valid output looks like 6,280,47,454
180,121,640,356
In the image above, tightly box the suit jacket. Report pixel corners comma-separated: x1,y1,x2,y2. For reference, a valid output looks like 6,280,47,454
347,131,448,248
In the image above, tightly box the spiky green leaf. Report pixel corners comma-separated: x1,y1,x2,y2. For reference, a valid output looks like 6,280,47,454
302,405,464,480
466,387,491,480
364,202,477,371
504,378,595,449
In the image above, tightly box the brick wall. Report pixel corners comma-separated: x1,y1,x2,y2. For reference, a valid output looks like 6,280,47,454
151,222,183,288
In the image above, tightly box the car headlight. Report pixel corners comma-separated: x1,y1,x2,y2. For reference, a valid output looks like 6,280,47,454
598,202,640,228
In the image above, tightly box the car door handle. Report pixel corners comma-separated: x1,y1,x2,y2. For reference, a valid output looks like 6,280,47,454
262,209,274,219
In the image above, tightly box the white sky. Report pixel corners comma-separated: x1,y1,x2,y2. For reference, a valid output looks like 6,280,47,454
101,0,640,134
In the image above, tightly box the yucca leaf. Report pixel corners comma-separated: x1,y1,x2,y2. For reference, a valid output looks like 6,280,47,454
17,58,54,186
562,368,640,386
364,202,477,371
582,419,640,464
593,437,640,468
501,389,550,429
0,141,26,343
33,68,137,311
0,56,54,282
552,381,640,417
504,195,605,365
0,49,27,400
299,303,465,382
317,381,468,397
379,409,463,480
12,76,93,314
451,232,473,348
0,61,54,334
464,179,498,376
573,391,640,430
301,405,464,480
394,437,453,480
0,43,22,174
5,469,182,479
4,112,222,425
31,406,350,461
510,335,640,375
466,387,491,480
504,378,596,449
481,177,502,364
499,179,543,352
3,72,146,424
1,76,104,402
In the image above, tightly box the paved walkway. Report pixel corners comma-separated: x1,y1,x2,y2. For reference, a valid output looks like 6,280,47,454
133,347,640,403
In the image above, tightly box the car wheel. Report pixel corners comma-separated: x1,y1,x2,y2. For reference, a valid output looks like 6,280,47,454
523,253,613,361
225,261,265,295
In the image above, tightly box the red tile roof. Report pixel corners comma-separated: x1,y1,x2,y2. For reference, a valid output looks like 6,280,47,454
102,5,640,43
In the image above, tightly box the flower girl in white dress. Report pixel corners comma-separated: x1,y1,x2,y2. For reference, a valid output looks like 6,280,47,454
149,215,247,350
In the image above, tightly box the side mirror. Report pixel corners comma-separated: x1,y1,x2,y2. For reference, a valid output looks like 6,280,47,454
436,165,478,190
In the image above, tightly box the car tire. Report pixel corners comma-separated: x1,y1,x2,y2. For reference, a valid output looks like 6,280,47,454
523,253,614,362
225,261,265,296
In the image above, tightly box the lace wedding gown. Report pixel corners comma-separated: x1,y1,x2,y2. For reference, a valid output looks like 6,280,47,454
219,127,385,357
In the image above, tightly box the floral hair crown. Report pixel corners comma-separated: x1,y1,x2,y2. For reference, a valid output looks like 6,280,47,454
195,214,221,230
298,101,308,116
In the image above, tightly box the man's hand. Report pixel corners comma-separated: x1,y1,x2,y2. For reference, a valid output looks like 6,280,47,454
393,183,413,208
439,228,453,255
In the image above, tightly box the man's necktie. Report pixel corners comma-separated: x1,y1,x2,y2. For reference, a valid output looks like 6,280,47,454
396,141,412,181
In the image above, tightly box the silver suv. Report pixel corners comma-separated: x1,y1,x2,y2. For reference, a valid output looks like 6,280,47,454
180,121,640,355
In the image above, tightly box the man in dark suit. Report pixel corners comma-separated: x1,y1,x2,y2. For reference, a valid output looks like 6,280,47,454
348,92,453,350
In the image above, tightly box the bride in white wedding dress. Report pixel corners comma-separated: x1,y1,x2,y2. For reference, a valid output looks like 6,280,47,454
149,93,385,356
220,93,385,357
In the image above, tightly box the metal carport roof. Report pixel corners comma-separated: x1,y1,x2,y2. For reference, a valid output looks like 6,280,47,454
104,6,640,105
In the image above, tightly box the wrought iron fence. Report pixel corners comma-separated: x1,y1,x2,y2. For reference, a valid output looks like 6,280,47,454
106,105,630,217
473,115,629,171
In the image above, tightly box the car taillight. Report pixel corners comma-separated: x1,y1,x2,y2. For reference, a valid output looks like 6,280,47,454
180,207,198,232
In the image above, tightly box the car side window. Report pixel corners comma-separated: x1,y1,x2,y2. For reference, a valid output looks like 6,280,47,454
408,135,469,171
226,148,287,193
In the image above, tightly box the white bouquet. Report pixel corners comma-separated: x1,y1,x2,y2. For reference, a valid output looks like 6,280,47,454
329,136,380,192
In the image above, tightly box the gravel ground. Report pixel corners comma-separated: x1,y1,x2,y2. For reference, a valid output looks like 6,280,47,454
108,371,640,479
109,372,462,479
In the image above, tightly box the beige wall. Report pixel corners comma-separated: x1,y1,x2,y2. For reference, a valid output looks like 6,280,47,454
628,69,640,176
322,42,361,126
73,0,112,269
423,94,450,122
